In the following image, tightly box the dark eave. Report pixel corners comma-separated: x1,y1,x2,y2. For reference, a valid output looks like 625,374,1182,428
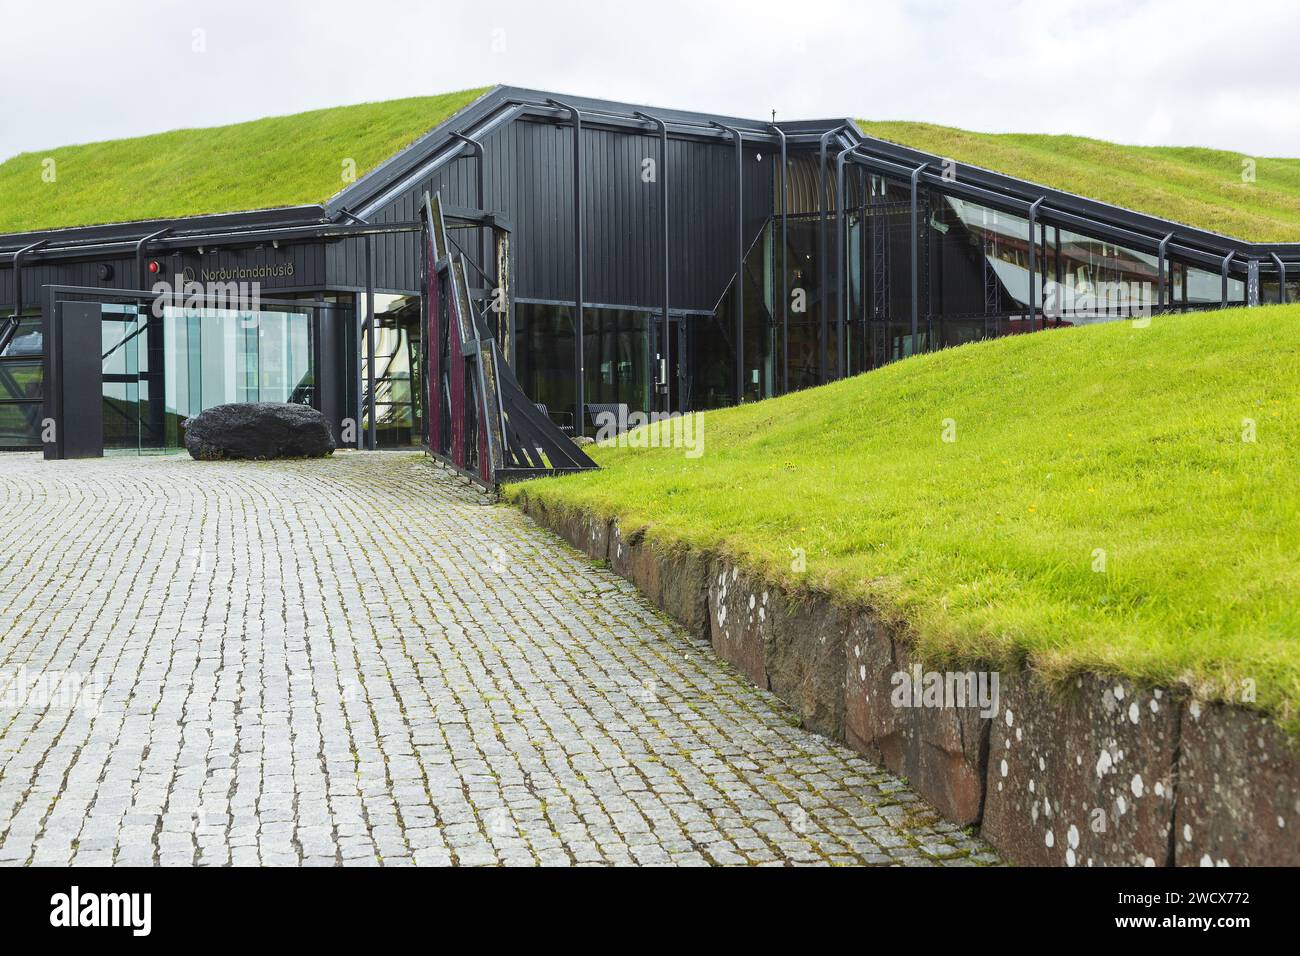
0,204,328,253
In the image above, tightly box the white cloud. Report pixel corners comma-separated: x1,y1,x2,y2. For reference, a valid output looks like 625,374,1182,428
0,0,1296,161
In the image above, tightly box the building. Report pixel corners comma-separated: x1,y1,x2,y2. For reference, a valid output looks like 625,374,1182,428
2,86,1297,482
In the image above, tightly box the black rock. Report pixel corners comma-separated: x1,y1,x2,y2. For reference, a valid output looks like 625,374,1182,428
183,402,336,461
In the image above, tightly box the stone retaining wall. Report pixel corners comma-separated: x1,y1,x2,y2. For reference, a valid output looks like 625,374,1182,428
512,494,1300,866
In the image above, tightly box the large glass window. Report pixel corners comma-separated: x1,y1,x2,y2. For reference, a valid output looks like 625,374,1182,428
584,308,652,412
515,303,576,426
513,302,654,428
0,313,43,449
100,304,316,454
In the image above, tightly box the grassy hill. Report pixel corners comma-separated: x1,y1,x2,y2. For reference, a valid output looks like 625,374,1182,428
0,88,489,234
508,306,1300,732
858,121,1300,243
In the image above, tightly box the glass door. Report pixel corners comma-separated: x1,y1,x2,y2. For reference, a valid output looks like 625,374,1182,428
100,304,156,454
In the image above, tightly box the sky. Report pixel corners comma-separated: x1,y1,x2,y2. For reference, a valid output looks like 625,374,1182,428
1,0,1298,162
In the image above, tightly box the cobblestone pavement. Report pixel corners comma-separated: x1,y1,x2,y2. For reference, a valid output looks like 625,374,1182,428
0,451,996,867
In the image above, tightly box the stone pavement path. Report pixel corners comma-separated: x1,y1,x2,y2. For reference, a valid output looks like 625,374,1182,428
0,452,996,866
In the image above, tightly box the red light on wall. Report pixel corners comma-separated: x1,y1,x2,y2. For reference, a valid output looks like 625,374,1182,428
147,260,161,275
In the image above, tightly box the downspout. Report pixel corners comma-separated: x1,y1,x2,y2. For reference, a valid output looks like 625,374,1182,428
1156,231,1175,313
1027,197,1045,330
9,240,46,320
549,99,585,433
135,229,170,291
817,127,839,383
1220,250,1235,308
711,122,745,405
339,209,369,446
910,163,927,353
635,110,671,414
769,124,788,396
450,131,489,286
366,233,376,450
1269,253,1289,305
835,144,858,379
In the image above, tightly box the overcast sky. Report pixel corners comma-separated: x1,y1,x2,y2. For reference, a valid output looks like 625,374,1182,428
1,0,1297,162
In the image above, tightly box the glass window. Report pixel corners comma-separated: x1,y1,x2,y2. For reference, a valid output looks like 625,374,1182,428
360,294,422,448
0,403,40,448
515,303,576,426
0,312,43,449
98,304,316,454
513,302,655,428
0,317,42,358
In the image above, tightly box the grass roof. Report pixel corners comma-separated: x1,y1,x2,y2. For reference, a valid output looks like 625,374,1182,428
858,121,1300,244
0,88,490,235
3,95,1295,244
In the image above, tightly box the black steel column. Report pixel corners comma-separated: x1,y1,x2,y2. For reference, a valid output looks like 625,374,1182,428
712,122,745,405
365,234,376,450
769,124,788,395
910,164,925,353
1220,251,1235,308
451,131,488,287
1156,232,1175,312
817,128,838,383
835,145,856,379
550,99,585,432
1027,198,1044,330
1270,253,1289,305
9,241,45,320
635,111,671,413
134,229,169,290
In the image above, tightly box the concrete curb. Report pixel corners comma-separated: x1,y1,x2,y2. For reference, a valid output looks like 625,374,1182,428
512,492,1300,867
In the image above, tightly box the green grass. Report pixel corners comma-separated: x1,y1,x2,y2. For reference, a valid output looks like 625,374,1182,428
0,88,490,234
507,307,1300,731
857,120,1300,243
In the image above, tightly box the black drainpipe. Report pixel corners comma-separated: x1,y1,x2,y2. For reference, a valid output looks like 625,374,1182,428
135,229,171,291
548,99,585,433
1156,232,1175,312
1220,250,1235,308
450,131,489,285
1270,253,1289,305
1027,197,1045,330
910,163,927,353
769,124,788,396
817,127,840,383
9,240,47,320
635,110,671,414
711,122,745,406
835,143,858,379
